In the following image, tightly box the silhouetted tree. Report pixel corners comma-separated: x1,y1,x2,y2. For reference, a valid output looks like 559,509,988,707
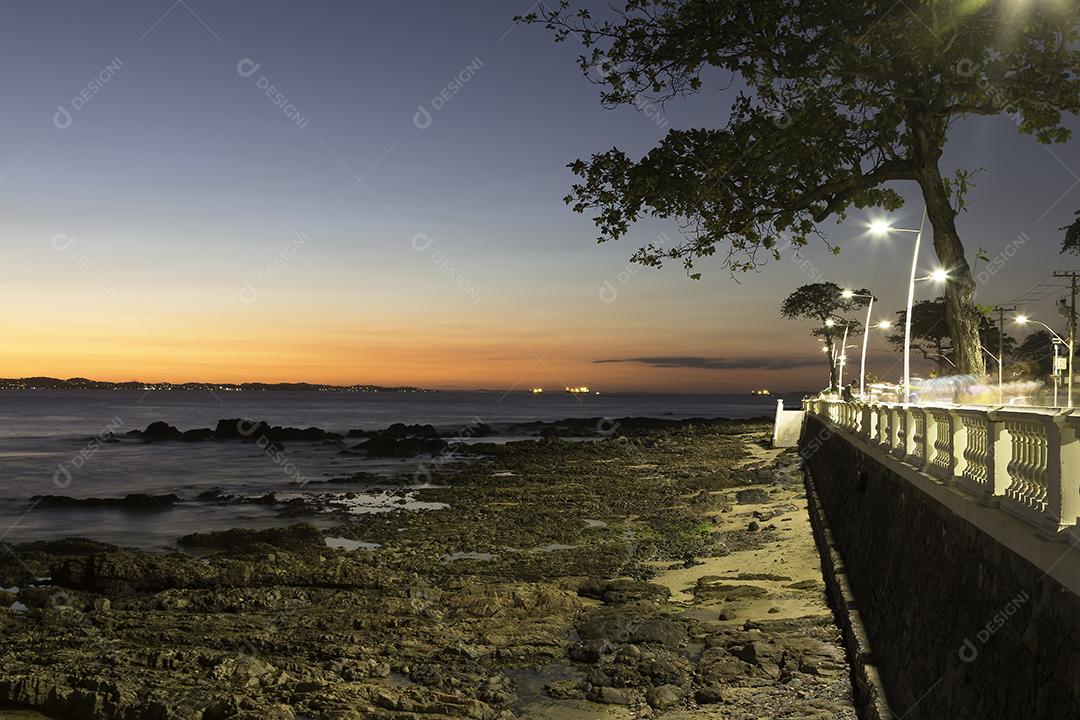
889,297,1014,374
524,0,1080,376
1016,330,1057,377
780,282,869,390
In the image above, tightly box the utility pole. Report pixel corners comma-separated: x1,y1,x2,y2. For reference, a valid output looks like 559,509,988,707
991,305,1017,404
1053,272,1079,408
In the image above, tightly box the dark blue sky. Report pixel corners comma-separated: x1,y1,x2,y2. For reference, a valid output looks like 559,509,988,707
1,0,1077,390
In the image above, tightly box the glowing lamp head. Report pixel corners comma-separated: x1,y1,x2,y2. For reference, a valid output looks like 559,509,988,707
869,219,892,236
824,318,836,327
878,320,892,330
929,269,949,283
840,289,855,299
1015,315,1029,325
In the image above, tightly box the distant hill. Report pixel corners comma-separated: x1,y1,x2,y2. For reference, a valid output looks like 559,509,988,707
0,377,435,393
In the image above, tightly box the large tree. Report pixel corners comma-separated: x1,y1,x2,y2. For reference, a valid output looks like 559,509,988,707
888,296,1015,374
524,0,1080,376
780,282,870,390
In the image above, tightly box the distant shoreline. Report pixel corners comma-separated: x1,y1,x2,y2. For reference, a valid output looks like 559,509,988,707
0,377,436,393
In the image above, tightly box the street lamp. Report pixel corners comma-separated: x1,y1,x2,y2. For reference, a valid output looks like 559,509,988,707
823,317,853,390
870,210,935,403
841,287,877,399
1015,315,1072,408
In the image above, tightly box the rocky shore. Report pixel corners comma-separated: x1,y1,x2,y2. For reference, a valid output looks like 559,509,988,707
0,419,857,719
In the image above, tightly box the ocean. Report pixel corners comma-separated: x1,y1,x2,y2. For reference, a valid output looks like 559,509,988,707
0,390,786,549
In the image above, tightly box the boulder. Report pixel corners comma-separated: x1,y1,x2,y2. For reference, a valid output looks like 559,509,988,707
646,684,684,709
578,578,670,605
141,421,183,441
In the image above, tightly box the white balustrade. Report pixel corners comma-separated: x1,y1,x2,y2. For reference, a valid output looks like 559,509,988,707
928,409,953,481
905,408,927,469
891,407,907,459
803,398,1080,536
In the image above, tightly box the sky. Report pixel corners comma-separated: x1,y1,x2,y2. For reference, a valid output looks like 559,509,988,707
1,0,1078,392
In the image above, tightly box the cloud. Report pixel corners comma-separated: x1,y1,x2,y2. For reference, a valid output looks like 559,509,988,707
593,355,823,371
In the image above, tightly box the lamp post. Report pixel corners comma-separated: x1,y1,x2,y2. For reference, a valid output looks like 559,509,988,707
869,210,947,404
842,288,876,399
1015,315,1072,408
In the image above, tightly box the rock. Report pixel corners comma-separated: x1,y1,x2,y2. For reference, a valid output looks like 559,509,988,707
646,684,683,709
570,638,617,662
232,656,279,688
631,617,688,650
546,679,587,700
588,685,637,705
578,578,670,605
735,488,770,504
30,494,180,511
177,523,324,552
212,418,342,442
141,421,183,441
181,427,215,441
747,521,760,531
695,683,730,704
692,579,769,603
354,435,448,458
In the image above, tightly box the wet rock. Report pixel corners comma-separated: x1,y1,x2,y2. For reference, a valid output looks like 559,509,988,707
587,685,637,705
29,493,180,511
545,679,587,700
212,418,342,442
569,638,617,662
181,427,215,441
578,578,670,605
177,523,324,553
14,538,117,555
140,421,183,441
354,435,448,458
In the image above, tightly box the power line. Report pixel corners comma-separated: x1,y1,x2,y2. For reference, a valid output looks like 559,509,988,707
1010,272,1071,305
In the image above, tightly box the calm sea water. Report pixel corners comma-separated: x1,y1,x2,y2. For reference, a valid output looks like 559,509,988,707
0,390,783,549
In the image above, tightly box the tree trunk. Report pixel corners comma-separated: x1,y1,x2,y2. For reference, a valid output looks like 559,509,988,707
824,330,838,391
912,122,987,377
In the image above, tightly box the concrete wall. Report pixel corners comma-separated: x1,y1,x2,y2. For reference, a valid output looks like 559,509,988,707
801,415,1080,720
771,399,804,448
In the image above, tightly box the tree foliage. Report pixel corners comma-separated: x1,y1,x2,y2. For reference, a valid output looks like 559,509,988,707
780,282,870,389
1016,330,1058,377
523,0,1080,374
888,297,1015,373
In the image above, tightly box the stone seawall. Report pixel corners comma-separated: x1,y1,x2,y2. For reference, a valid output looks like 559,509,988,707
800,415,1080,720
